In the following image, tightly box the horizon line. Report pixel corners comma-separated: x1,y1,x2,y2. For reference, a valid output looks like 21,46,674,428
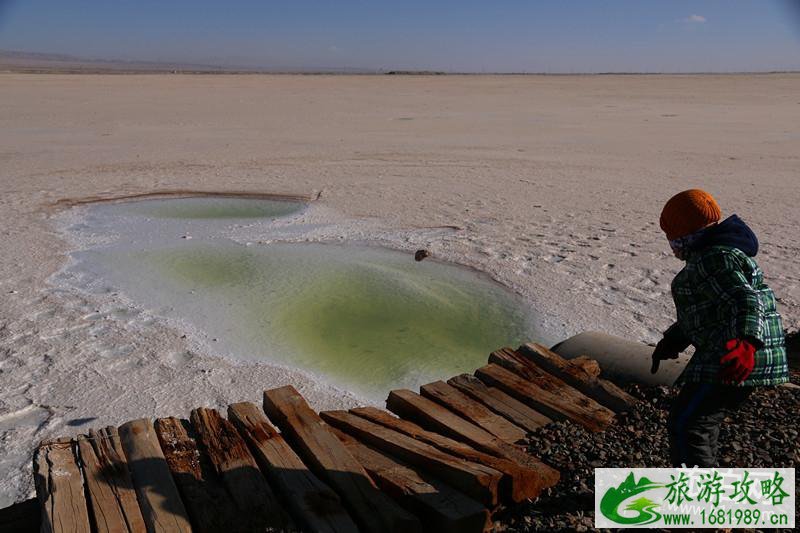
2,48,799,76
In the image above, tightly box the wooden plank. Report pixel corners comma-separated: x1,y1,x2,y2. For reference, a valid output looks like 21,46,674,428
518,342,638,412
78,434,129,533
154,417,239,533
320,409,501,507
420,380,528,443
118,418,192,533
350,407,557,503
263,385,421,533
227,402,358,533
570,355,602,378
33,438,91,533
447,374,552,433
189,407,288,531
386,389,498,451
485,349,615,431
91,427,148,532
78,427,147,533
330,426,490,533
385,390,558,494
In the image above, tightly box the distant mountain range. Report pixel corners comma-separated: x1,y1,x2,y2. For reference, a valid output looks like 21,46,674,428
1,49,797,75
0,49,375,74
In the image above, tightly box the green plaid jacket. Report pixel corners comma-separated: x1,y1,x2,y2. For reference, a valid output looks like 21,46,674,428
669,245,789,386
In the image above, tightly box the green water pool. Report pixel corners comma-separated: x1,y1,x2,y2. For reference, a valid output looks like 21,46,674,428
68,197,541,399
117,196,303,219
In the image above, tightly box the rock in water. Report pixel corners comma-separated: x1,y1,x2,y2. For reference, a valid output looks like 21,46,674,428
414,249,430,262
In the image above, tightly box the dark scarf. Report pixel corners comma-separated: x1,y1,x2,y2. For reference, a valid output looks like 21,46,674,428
669,215,759,260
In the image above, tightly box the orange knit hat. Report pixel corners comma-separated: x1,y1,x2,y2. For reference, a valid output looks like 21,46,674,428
659,189,722,241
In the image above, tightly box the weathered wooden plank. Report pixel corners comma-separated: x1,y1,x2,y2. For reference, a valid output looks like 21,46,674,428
78,428,147,533
154,417,239,533
33,438,91,533
350,407,540,502
386,389,497,451
420,380,527,443
350,406,556,503
569,355,602,378
320,409,501,507
92,427,148,532
484,349,615,431
350,407,559,502
447,374,552,433
118,418,192,533
518,342,638,412
476,363,575,425
189,407,288,531
78,435,128,533
263,385,421,533
227,402,358,533
385,390,559,494
330,426,490,533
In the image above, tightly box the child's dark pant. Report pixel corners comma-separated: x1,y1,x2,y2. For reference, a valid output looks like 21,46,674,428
667,383,753,467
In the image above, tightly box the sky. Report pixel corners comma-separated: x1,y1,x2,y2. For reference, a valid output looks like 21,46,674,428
1,0,799,72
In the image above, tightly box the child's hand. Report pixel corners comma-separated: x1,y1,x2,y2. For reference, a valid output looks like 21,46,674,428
720,339,756,384
650,338,681,374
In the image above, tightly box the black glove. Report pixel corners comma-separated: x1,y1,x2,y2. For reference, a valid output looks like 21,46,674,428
651,339,680,374
651,323,691,374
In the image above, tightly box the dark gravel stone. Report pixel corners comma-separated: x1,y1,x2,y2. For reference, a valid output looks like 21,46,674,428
493,378,799,532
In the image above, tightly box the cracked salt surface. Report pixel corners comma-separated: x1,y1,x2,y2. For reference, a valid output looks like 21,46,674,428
56,196,545,399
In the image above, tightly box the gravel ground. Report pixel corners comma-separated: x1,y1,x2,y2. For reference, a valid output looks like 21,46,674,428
494,372,800,532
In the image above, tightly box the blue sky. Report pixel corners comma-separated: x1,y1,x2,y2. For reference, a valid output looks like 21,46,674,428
1,1,799,72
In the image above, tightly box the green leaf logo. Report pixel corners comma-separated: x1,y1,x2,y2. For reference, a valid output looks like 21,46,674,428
600,473,664,525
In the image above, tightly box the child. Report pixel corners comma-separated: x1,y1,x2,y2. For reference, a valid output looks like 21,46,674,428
651,189,789,467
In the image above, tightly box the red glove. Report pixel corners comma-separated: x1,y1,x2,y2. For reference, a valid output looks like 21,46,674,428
720,339,756,384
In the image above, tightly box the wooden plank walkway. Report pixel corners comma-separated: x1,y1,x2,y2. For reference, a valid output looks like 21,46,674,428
30,342,634,532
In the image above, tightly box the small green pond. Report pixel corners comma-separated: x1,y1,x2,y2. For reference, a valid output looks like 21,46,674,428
68,197,540,399
117,196,303,219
